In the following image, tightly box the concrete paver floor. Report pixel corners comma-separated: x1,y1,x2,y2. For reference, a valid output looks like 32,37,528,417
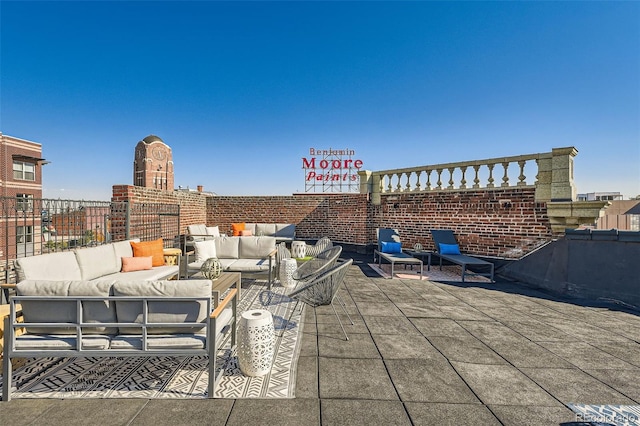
1,252,639,425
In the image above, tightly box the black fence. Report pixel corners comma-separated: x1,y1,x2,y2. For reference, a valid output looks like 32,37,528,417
0,197,180,286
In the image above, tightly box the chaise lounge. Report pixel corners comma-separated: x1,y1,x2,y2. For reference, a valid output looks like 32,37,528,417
373,228,423,279
430,229,495,283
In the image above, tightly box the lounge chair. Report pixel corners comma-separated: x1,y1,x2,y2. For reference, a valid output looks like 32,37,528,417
374,228,423,279
288,258,353,341
430,229,495,283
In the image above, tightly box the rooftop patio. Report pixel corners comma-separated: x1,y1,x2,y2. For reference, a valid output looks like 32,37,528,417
1,251,638,425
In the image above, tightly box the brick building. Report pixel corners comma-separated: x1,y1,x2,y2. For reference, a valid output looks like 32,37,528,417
0,133,47,258
133,135,174,191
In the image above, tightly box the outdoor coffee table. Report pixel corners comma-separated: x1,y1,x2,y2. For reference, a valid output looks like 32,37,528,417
191,271,241,306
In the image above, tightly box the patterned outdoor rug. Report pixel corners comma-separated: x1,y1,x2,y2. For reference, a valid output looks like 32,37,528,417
369,263,492,282
567,404,640,425
0,280,304,399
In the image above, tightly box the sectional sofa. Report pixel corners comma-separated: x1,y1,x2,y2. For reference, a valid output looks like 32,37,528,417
186,223,296,245
2,279,237,400
185,236,277,286
14,239,179,283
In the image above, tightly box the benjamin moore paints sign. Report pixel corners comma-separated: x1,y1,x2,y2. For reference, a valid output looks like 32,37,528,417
302,148,363,193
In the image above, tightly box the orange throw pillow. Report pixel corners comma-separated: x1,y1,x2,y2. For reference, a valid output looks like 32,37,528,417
231,222,245,236
130,238,165,267
121,256,153,272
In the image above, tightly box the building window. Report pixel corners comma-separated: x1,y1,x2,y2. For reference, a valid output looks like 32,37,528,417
16,226,33,244
16,194,34,212
13,161,36,181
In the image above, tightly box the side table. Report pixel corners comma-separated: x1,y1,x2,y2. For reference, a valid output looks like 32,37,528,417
291,241,306,259
237,309,275,377
279,258,297,288
404,250,432,271
163,248,182,265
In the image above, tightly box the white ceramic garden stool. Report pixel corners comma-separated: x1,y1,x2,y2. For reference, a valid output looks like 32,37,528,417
237,309,275,377
279,258,298,288
291,241,306,259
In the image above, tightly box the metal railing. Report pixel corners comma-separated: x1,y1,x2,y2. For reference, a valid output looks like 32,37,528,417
0,197,180,286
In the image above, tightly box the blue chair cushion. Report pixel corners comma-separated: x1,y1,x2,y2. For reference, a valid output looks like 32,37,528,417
439,243,461,255
381,241,402,253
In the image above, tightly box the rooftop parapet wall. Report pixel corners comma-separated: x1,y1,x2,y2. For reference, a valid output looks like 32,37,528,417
360,146,604,234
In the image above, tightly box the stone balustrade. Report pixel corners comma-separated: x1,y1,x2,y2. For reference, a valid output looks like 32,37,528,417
362,153,545,194
359,147,581,204
358,146,609,233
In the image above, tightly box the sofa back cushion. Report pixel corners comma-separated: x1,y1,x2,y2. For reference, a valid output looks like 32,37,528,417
113,280,211,334
214,236,240,259
75,244,119,280
193,240,217,263
243,223,257,235
256,224,277,236
276,224,296,239
17,280,117,334
15,251,82,282
130,238,165,267
205,226,220,237
112,238,138,271
187,224,208,241
239,236,276,259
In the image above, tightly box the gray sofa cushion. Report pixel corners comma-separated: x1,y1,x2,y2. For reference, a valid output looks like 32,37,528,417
15,334,112,350
188,224,209,242
227,258,271,272
214,236,240,259
239,236,276,259
16,280,117,334
112,239,138,270
99,265,179,282
113,280,211,335
255,224,277,236
15,251,82,282
109,334,207,350
75,244,119,280
109,307,231,350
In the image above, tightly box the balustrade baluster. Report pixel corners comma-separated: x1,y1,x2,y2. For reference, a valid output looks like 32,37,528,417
501,162,510,187
473,165,480,189
447,168,455,189
415,171,421,191
460,166,467,189
386,173,393,193
487,164,495,188
436,169,443,190
517,160,526,186
396,173,403,192
425,170,432,190
405,172,412,192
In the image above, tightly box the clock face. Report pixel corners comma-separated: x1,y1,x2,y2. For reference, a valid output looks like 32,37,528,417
152,147,166,160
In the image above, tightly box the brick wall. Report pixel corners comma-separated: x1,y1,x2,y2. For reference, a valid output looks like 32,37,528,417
374,188,551,258
114,186,552,259
207,194,370,244
111,185,206,240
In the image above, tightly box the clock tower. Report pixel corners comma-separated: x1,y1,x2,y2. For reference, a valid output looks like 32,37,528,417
133,135,174,190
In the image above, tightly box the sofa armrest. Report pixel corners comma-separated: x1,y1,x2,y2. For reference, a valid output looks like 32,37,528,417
210,288,237,319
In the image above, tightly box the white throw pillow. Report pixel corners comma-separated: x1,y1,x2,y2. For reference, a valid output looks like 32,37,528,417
206,226,220,237
194,240,217,263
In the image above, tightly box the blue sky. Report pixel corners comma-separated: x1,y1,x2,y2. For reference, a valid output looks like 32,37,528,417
1,1,638,200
